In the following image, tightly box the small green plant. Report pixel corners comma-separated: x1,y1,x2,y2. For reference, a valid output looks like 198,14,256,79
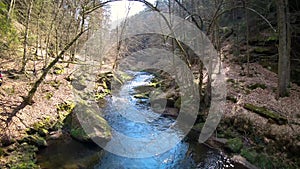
45,92,53,99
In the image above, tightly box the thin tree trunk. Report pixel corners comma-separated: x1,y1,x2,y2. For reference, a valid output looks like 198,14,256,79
246,2,250,76
277,0,291,97
20,0,34,73
7,0,15,20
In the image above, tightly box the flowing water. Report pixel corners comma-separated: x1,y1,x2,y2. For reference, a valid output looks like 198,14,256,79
37,72,247,169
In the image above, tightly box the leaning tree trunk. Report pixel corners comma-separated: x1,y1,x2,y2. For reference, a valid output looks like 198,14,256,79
277,0,291,98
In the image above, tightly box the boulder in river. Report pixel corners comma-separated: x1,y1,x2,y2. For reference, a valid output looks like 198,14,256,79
64,102,112,145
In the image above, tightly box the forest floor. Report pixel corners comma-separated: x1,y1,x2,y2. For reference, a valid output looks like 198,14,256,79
0,58,74,140
209,43,300,168
0,48,299,168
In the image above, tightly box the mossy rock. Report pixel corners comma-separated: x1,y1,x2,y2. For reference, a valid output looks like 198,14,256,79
64,102,111,143
225,138,243,153
244,103,287,125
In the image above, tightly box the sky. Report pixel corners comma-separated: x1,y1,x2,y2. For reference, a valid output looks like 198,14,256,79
109,0,157,22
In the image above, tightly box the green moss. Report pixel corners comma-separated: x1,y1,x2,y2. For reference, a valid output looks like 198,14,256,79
253,47,270,53
241,148,258,164
20,135,47,147
256,154,273,169
51,101,76,130
247,83,267,90
133,92,150,99
37,128,48,137
225,138,243,153
70,128,90,142
174,97,181,109
53,64,65,75
244,103,287,125
0,147,4,156
266,35,278,41
133,85,155,93
45,92,53,100
11,161,39,169
3,86,15,96
6,143,40,169
26,116,53,136
192,123,205,132
49,80,61,89
65,102,111,143
117,71,132,82
226,95,237,103
56,101,76,113
226,78,235,83
149,82,160,88
223,127,238,138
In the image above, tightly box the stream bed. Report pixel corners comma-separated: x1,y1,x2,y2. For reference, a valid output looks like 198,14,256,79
37,72,247,169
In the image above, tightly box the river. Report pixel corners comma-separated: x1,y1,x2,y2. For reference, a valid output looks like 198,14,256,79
37,72,246,169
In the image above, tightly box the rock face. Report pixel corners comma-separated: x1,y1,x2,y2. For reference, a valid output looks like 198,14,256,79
64,102,112,144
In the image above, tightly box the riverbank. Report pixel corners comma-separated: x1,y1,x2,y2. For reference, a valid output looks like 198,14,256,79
0,53,299,168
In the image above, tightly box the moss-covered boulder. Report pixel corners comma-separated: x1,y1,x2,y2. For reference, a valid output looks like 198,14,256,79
64,102,111,144
225,138,243,153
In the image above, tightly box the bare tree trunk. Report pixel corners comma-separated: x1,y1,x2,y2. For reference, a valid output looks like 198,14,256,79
20,0,34,73
277,0,291,97
7,0,15,20
246,1,250,76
